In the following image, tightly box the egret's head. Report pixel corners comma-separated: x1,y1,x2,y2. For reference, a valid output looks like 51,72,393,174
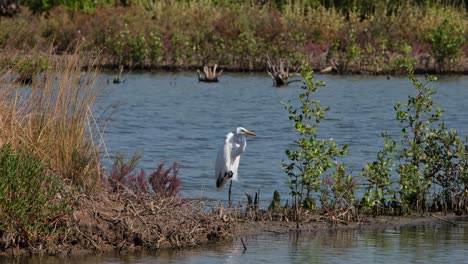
236,127,256,136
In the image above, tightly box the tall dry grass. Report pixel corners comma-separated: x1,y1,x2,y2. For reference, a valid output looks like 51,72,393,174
0,52,103,192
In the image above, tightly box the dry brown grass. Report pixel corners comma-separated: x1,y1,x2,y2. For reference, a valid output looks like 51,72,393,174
0,51,103,192
72,191,235,252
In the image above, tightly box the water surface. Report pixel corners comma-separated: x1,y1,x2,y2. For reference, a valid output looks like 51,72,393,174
6,220,467,263
95,72,468,205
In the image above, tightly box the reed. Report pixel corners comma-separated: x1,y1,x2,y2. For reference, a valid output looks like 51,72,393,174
0,52,102,192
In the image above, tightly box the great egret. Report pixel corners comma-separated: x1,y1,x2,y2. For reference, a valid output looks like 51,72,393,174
215,127,256,204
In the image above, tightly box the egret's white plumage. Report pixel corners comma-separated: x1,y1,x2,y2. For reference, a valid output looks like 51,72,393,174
215,127,256,190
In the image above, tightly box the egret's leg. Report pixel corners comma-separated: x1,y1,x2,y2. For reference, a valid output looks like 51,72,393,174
228,180,232,206
226,171,233,206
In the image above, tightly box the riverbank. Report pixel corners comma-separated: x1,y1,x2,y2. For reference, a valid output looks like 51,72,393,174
0,188,464,258
0,2,466,75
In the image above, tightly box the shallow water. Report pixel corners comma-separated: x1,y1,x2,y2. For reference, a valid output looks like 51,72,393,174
95,72,468,206
6,219,468,264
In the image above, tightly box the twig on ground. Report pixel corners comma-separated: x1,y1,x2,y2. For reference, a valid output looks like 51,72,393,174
430,213,458,226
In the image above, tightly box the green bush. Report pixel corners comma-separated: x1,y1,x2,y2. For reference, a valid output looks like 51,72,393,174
129,33,148,66
281,64,349,223
394,70,442,213
363,68,468,215
0,144,73,243
361,132,397,215
430,18,465,70
15,55,49,85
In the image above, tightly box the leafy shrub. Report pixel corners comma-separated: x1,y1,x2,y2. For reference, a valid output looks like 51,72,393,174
363,68,468,215
430,18,465,70
14,55,49,84
0,144,73,243
281,64,349,222
394,70,442,213
361,132,397,214
149,31,162,64
391,42,417,72
320,163,356,222
128,33,148,66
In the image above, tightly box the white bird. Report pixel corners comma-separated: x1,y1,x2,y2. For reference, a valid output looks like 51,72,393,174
215,127,256,204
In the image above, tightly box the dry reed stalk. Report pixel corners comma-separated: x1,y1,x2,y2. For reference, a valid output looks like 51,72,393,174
0,52,103,192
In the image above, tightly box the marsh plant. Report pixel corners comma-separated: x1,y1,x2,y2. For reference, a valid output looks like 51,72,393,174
14,54,49,84
106,153,181,198
361,132,397,215
0,144,74,244
0,53,102,192
395,70,443,213
430,18,465,71
362,69,468,215
281,64,350,224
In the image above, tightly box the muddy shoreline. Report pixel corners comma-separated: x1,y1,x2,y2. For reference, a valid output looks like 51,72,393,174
95,53,468,76
0,190,465,258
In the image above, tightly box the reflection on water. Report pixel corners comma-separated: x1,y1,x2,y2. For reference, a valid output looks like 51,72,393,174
4,220,467,264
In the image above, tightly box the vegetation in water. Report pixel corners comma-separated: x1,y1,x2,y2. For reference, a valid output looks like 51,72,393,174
279,65,468,222
281,64,351,224
360,68,468,216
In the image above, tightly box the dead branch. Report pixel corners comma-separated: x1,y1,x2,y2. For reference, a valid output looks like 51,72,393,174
430,213,458,226
267,59,300,87
197,64,223,82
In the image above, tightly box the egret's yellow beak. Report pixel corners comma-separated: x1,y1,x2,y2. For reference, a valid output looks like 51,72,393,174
244,129,256,136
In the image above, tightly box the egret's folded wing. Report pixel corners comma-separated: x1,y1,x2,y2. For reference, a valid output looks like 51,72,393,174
215,132,233,189
230,155,240,181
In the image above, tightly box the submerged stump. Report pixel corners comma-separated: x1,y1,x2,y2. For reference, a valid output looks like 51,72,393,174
267,60,299,87
198,65,223,82
113,65,125,84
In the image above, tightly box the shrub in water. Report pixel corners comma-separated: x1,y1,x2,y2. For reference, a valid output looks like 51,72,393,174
363,68,468,215
281,64,349,225
14,55,49,84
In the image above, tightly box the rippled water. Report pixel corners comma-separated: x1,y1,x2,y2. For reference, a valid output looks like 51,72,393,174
95,72,468,205
7,219,467,264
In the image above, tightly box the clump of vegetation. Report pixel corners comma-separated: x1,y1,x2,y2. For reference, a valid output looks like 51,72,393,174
0,53,102,192
149,161,181,198
361,68,468,215
277,64,467,222
106,153,181,198
281,64,351,225
14,54,49,84
360,132,397,215
0,1,466,73
0,144,74,245
430,18,465,71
